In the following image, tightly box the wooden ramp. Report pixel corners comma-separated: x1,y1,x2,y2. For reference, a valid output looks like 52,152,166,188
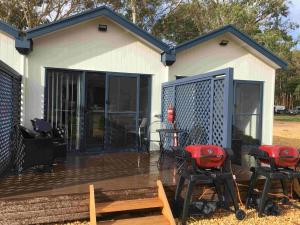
89,180,176,225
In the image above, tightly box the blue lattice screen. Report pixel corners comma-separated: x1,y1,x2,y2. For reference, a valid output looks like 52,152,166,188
0,61,22,176
161,69,233,148
0,72,13,175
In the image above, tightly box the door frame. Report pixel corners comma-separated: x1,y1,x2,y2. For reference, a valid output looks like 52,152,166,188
44,67,152,152
233,80,264,144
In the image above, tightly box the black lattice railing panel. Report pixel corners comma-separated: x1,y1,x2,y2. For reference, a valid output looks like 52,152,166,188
161,69,233,148
161,86,175,150
0,61,22,176
0,72,13,175
193,80,212,144
212,79,225,146
175,80,211,145
162,86,174,129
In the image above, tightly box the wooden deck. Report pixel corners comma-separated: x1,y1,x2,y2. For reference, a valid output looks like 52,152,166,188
0,151,251,200
0,151,253,224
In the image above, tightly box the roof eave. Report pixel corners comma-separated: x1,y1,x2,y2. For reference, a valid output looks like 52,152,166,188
0,21,20,39
175,25,287,69
26,6,170,52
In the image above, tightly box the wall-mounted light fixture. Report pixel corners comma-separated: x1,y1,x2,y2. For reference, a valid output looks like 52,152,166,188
219,40,229,46
98,24,107,32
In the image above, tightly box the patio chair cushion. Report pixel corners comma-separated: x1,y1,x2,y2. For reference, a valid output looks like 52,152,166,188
31,118,53,136
20,126,39,139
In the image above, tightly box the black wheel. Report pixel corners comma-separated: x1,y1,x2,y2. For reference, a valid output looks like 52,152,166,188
235,209,246,220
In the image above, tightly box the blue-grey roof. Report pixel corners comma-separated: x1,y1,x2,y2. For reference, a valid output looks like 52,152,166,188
26,6,170,52
175,25,287,68
0,21,20,38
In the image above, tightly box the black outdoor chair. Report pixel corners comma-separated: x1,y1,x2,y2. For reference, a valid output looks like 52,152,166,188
127,118,148,151
13,125,54,173
171,125,205,173
31,118,67,162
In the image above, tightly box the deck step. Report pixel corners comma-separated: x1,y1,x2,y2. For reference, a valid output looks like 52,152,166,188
97,215,169,225
95,197,163,214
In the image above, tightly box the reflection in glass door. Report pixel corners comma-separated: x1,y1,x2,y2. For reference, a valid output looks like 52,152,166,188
233,81,263,145
106,75,138,150
85,73,106,151
45,70,82,151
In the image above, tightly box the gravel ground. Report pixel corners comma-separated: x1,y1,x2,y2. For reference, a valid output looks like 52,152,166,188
58,202,300,225
187,202,300,225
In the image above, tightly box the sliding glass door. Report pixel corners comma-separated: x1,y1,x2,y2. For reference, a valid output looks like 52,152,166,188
106,75,138,150
45,69,151,152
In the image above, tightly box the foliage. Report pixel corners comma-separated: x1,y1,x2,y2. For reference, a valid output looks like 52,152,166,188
0,0,179,31
0,0,85,29
151,1,300,109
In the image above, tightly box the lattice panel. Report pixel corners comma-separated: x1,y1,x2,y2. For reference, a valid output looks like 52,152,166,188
161,86,174,129
162,70,231,149
0,72,13,175
193,80,212,144
161,86,175,150
175,80,211,145
212,79,225,146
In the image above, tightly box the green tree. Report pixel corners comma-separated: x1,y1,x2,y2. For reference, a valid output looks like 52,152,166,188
151,0,299,108
0,0,86,29
0,0,180,31
276,50,300,108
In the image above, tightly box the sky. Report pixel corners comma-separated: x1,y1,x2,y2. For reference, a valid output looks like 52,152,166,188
289,0,300,49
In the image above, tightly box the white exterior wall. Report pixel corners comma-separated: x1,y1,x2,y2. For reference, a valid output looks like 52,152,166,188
25,17,168,144
19,19,278,146
0,31,26,124
0,32,24,74
170,36,276,145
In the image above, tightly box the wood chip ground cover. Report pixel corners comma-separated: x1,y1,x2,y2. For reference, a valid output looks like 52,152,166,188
57,202,300,224
187,203,300,225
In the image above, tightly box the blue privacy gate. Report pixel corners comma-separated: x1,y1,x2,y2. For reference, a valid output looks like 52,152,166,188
161,68,234,148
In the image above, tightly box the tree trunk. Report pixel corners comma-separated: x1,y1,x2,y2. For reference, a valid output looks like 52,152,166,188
131,0,137,24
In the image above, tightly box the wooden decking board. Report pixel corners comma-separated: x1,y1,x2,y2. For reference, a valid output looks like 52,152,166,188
157,180,176,225
95,197,163,213
97,215,169,225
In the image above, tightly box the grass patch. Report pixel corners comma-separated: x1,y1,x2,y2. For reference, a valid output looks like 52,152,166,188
274,115,300,122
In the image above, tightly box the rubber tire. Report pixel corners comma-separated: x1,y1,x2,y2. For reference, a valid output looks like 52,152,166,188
235,209,246,220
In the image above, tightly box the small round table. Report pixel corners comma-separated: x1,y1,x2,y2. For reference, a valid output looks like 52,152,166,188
156,128,186,165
